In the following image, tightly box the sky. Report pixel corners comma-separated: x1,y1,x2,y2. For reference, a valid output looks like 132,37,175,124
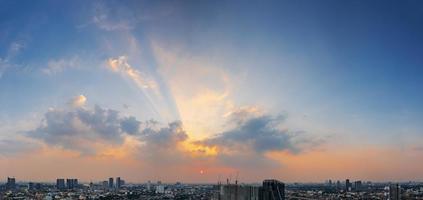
1,0,423,183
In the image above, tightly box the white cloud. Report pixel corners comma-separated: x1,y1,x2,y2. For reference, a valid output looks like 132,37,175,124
107,56,157,90
69,95,87,108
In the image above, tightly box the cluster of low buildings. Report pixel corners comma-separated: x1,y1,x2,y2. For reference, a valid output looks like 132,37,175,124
1,177,423,199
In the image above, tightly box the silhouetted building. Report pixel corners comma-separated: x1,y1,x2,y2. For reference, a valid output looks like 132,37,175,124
354,181,362,191
389,183,401,200
116,177,124,188
147,180,152,191
345,179,351,192
220,184,260,200
56,179,65,189
6,177,16,190
109,177,114,188
28,182,34,191
219,179,284,200
262,179,285,200
66,179,78,189
336,180,341,190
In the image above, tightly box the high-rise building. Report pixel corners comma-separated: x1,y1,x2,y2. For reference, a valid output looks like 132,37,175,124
66,179,78,189
389,183,401,200
354,181,362,191
147,180,152,191
262,179,285,200
336,180,341,190
218,179,284,200
56,179,65,190
6,177,16,190
220,184,261,200
116,177,125,188
116,177,121,188
345,179,351,192
109,177,114,188
28,182,34,191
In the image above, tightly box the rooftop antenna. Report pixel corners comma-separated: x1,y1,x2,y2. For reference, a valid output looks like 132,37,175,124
235,171,239,185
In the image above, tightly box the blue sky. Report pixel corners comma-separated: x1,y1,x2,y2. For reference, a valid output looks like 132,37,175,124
1,0,423,182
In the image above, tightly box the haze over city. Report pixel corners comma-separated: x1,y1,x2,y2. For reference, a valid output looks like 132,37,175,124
1,0,423,185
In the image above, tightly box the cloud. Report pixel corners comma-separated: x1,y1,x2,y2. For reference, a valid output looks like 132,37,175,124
41,56,80,75
198,108,319,168
69,95,87,108
107,56,157,90
27,103,141,154
120,116,141,135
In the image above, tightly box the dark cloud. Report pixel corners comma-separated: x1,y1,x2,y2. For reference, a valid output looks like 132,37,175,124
120,116,141,135
27,105,143,154
136,121,191,165
198,112,320,168
26,104,187,157
202,115,302,154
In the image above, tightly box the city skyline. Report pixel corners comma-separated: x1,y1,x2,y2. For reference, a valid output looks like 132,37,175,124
1,0,423,183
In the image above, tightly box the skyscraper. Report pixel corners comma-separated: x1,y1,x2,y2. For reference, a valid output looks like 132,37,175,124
56,179,65,190
220,184,260,200
354,181,362,191
66,179,78,189
116,177,121,188
389,183,401,200
218,179,284,200
6,177,16,190
261,179,285,200
345,179,351,192
109,177,114,188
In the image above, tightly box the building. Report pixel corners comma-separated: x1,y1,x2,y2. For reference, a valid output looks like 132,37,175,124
218,179,285,200
220,184,261,200
102,181,108,189
116,177,121,188
116,177,124,188
389,183,401,200
66,179,78,189
354,181,362,191
56,179,66,189
262,179,285,200
345,179,351,192
156,184,165,194
147,180,152,191
6,177,16,190
109,177,114,188
336,180,341,190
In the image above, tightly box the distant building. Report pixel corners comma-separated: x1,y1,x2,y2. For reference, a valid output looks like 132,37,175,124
6,177,16,190
389,183,401,200
116,177,121,188
345,179,351,192
56,179,65,190
147,180,152,191
66,179,78,189
354,181,362,191
336,180,341,190
102,181,108,189
220,184,260,200
156,184,165,194
109,177,114,188
262,179,285,200
218,179,285,200
28,182,34,190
